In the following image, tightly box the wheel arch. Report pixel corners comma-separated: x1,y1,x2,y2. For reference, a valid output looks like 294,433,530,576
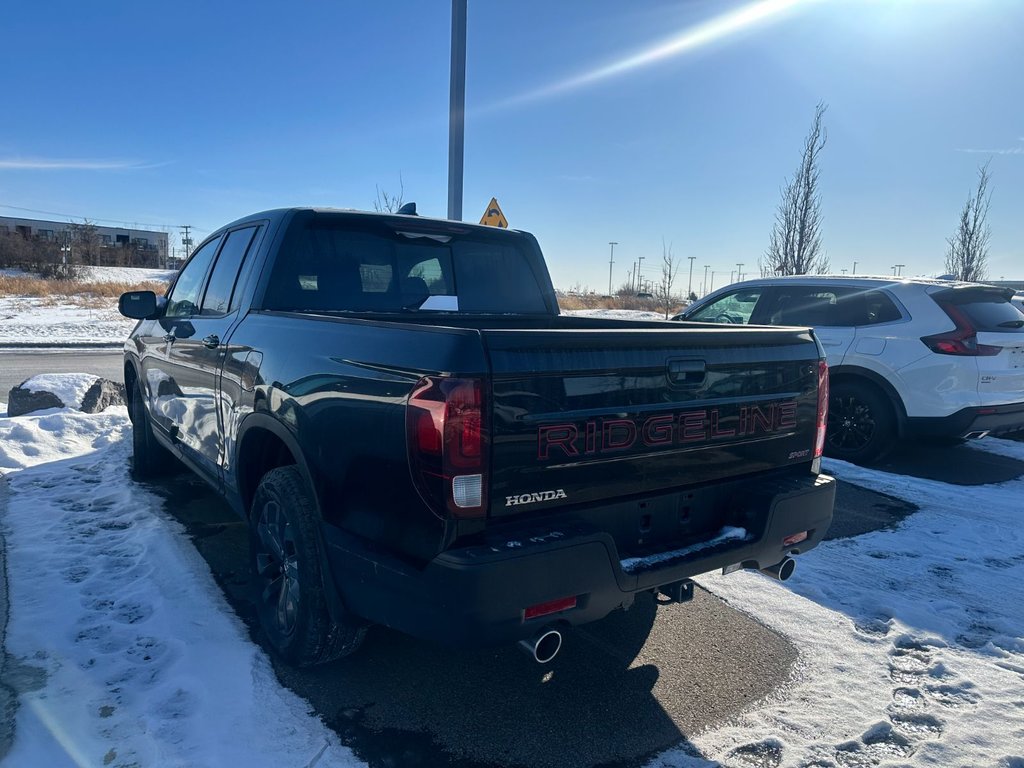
828,365,908,436
234,413,317,520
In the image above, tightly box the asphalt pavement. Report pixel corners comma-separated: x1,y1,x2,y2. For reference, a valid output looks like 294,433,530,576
0,349,123,398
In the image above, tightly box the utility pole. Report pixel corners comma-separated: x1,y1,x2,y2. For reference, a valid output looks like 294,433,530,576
637,255,645,293
709,271,716,292
736,262,744,283
608,242,617,296
447,0,468,220
687,256,696,299
180,225,193,259
703,264,710,296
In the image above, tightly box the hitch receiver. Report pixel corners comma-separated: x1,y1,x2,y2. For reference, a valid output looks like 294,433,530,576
658,579,695,604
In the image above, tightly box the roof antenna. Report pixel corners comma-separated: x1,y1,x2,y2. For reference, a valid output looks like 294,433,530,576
397,202,417,216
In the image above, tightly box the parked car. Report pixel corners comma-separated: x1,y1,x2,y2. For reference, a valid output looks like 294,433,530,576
118,207,835,667
1012,291,1024,315
675,275,1024,463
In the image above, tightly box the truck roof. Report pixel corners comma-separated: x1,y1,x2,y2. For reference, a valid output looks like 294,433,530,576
217,207,521,237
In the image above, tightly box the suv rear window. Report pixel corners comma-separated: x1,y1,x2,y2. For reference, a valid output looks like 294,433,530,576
264,216,549,314
938,289,1024,332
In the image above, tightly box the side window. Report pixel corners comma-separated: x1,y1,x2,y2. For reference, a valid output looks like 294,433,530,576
165,235,223,318
200,226,259,315
688,289,765,324
852,291,902,326
763,286,850,327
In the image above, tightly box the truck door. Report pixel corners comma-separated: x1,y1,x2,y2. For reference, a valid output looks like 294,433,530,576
163,225,261,478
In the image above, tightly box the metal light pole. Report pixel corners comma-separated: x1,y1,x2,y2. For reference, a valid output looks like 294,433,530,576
736,262,744,283
447,0,468,221
687,256,696,298
703,265,710,296
608,242,617,296
852,261,858,275
637,256,645,292
894,263,905,277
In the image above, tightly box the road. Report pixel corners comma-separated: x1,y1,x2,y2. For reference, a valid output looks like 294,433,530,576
0,349,123,397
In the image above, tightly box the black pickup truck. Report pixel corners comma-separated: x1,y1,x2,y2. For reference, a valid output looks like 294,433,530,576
119,207,835,666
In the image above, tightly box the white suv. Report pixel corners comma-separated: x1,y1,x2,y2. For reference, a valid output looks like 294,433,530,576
675,275,1024,462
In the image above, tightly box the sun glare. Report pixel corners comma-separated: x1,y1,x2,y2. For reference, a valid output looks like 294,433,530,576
496,0,812,109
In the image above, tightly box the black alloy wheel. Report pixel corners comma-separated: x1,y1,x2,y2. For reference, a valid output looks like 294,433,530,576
825,380,895,464
254,498,301,639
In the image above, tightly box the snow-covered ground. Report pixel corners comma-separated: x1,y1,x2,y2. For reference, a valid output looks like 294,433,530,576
563,308,670,321
80,266,176,285
0,401,359,767
1,377,1022,767
0,297,136,345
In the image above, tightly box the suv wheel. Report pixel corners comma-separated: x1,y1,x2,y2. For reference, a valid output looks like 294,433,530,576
250,465,367,666
826,380,895,464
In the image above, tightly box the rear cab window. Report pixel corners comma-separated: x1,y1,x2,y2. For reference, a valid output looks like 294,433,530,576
262,214,550,314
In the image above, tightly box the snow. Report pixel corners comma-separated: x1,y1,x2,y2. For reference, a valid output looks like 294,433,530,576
2,373,1024,766
621,526,749,574
17,373,99,409
80,266,176,285
0,297,136,345
562,308,670,321
650,441,1024,767
0,398,360,767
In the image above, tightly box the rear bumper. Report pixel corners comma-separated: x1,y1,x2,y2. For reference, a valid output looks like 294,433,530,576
323,473,836,648
905,401,1024,439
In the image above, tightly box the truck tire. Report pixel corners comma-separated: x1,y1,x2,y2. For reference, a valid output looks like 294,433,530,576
130,381,172,479
825,380,895,464
250,465,367,666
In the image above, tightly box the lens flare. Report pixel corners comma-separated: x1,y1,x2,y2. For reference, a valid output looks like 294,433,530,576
494,0,811,110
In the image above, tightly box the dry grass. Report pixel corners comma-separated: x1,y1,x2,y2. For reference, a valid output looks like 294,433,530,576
557,293,685,315
0,275,168,300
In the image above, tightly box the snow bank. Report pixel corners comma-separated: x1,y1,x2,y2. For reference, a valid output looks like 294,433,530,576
652,443,1024,767
0,397,361,766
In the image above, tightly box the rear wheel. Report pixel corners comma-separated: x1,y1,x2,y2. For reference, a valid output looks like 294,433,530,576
250,465,366,666
825,380,896,464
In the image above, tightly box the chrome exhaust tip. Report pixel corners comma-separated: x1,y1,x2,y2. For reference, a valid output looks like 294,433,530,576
761,556,796,582
963,430,990,440
517,628,563,664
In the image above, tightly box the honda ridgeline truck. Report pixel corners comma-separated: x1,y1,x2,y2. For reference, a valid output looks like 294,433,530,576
119,207,835,666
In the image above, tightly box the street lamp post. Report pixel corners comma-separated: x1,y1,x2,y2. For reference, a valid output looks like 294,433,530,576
447,0,468,221
703,265,710,296
687,256,696,299
608,242,617,296
736,262,744,282
637,256,645,293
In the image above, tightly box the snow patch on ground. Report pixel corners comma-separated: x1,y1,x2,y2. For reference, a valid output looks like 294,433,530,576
562,308,669,321
621,527,748,574
81,266,175,284
0,297,135,344
0,402,361,767
18,373,99,410
650,442,1024,767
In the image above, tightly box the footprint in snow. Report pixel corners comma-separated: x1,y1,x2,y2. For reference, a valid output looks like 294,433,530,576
726,738,784,768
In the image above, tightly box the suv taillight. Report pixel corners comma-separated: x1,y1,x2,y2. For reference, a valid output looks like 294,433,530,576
815,360,828,459
921,300,1001,356
407,376,489,518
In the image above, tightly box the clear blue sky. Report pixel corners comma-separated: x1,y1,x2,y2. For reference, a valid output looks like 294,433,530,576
2,0,1021,293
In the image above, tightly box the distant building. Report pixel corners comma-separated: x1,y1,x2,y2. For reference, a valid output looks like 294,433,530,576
0,215,169,267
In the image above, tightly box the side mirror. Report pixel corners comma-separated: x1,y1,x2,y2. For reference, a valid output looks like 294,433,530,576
119,290,159,320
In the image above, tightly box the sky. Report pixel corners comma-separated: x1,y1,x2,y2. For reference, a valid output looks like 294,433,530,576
1,0,1022,294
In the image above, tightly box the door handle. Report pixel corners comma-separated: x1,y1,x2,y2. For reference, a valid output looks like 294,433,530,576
202,334,220,349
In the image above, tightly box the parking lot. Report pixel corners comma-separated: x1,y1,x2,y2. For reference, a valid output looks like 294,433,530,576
138,445,1023,768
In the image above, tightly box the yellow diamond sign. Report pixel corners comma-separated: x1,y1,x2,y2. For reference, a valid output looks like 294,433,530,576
479,197,508,228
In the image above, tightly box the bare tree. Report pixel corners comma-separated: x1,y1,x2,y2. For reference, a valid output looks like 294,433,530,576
70,219,101,267
656,240,680,319
944,161,992,282
373,174,405,213
763,102,830,276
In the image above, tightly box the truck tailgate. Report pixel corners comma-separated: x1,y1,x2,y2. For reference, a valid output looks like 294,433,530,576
483,325,821,518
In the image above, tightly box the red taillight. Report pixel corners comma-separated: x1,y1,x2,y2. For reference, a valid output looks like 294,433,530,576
815,360,829,459
783,530,809,547
407,376,489,518
921,301,1001,357
524,596,577,620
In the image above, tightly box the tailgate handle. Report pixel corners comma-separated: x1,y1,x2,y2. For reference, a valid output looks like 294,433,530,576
667,359,706,386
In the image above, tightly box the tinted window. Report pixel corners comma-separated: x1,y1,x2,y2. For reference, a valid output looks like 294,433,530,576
201,226,258,315
165,235,222,318
951,296,1024,333
687,289,764,324
855,291,902,325
761,286,853,326
264,219,546,314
